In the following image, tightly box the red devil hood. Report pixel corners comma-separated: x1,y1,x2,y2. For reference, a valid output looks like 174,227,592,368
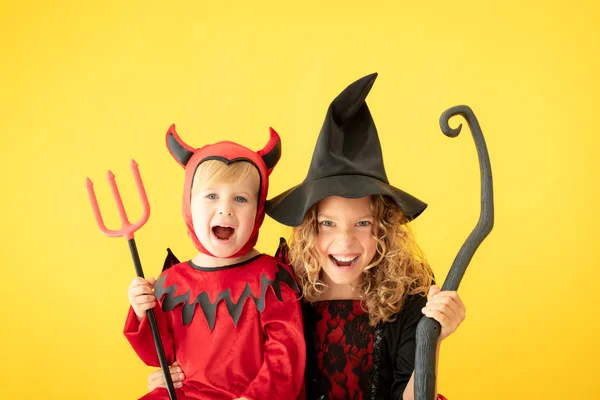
166,124,281,258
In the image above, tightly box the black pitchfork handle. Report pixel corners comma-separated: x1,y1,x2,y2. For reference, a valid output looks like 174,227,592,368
128,239,179,400
414,105,494,400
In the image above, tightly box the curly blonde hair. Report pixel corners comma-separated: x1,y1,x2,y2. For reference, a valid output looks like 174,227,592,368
288,194,434,326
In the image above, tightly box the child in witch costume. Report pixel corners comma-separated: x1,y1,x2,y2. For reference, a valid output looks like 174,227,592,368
124,125,306,400
264,73,464,400
146,74,465,399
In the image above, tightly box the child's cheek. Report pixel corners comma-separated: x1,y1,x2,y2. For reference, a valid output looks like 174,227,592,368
356,229,375,242
316,229,335,243
315,230,333,257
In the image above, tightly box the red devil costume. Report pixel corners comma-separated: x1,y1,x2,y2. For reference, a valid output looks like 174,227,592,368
124,125,306,400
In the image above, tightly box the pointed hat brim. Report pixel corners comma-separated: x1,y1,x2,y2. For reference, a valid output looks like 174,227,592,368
265,174,427,226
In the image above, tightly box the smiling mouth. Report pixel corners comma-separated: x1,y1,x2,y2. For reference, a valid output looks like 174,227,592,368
212,226,235,241
329,255,359,267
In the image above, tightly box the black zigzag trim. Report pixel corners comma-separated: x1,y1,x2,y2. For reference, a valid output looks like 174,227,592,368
154,264,300,331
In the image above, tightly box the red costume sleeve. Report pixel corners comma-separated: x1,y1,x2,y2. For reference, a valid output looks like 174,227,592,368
241,288,306,400
123,304,176,367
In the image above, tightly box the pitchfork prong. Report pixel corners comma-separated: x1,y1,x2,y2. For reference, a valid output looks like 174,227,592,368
107,170,131,227
85,177,123,237
130,159,151,232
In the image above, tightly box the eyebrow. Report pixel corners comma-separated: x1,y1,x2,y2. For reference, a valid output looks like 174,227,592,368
317,214,373,220
194,187,257,197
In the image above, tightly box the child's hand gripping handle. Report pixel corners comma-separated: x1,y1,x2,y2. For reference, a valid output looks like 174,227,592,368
129,239,178,400
86,160,178,400
414,106,494,400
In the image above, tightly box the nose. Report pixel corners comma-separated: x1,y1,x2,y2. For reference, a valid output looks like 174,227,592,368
217,201,234,216
335,229,356,247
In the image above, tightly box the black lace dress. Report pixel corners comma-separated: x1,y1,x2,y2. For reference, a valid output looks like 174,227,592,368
303,297,448,400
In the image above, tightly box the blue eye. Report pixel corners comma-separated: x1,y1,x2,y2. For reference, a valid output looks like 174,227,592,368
235,196,247,203
320,220,333,227
357,221,371,227
206,193,217,200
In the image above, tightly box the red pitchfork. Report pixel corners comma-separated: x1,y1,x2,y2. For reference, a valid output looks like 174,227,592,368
86,159,178,400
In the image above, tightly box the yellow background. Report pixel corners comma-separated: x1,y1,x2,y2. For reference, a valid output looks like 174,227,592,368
1,1,598,399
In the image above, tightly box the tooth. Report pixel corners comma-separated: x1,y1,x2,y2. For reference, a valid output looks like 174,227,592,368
332,256,357,262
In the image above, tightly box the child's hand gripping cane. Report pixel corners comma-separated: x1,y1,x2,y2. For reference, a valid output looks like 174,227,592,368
86,160,178,400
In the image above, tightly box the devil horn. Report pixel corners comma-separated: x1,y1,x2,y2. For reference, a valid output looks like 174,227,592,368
258,127,282,173
166,124,194,167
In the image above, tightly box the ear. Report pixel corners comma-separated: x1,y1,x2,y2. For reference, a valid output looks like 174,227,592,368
257,127,282,174
166,124,195,167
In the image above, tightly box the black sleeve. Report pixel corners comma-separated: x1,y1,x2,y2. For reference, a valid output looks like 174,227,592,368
389,294,428,399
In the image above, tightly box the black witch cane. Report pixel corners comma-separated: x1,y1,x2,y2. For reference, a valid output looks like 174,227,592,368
414,106,494,400
86,160,178,400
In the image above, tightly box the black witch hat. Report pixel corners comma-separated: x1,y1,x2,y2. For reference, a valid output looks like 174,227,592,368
265,72,427,226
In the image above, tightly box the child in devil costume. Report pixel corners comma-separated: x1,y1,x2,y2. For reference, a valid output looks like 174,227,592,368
124,125,306,400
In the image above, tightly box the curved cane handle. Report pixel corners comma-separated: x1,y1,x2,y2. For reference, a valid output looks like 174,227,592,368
414,105,494,400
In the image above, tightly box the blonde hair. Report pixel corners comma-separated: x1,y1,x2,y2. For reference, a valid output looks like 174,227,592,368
288,194,434,326
191,160,259,196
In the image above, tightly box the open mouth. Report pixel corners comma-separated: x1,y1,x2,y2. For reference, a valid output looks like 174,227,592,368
328,255,359,267
212,226,235,241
